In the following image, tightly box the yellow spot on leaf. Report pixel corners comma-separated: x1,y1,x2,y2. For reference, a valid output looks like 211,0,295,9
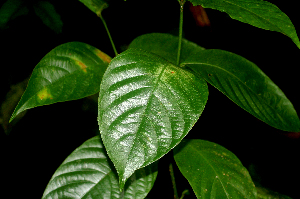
95,49,111,63
76,60,87,73
37,88,53,100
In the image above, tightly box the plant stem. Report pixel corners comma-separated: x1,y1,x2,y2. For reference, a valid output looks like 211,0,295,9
177,0,185,66
99,15,118,56
169,163,179,199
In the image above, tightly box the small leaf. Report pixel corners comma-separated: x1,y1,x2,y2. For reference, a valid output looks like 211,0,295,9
10,42,111,122
174,139,257,199
188,0,300,49
184,49,300,132
0,0,24,29
42,136,158,199
79,0,109,16
98,48,208,189
33,1,63,34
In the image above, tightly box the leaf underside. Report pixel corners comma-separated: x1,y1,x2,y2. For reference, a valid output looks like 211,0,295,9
188,0,300,49
98,48,208,189
79,0,108,16
42,136,158,199
10,42,111,122
174,139,257,199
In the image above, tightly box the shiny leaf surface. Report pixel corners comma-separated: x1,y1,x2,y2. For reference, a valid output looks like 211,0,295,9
188,0,300,49
174,139,257,199
129,33,300,132
42,136,158,199
10,42,111,122
98,48,208,189
184,49,300,132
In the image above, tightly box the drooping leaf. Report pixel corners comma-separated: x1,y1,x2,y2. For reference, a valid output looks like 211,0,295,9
174,139,257,199
98,48,208,189
79,0,109,16
184,49,300,132
10,42,111,122
188,0,300,49
33,1,63,34
42,136,158,199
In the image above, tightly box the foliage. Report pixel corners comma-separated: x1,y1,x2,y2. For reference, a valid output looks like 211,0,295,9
5,0,299,198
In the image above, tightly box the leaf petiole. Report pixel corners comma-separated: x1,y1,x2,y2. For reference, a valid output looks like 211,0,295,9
169,163,179,199
99,13,118,56
176,0,185,66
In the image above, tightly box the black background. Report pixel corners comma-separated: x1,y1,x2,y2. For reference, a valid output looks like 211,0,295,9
1,0,300,198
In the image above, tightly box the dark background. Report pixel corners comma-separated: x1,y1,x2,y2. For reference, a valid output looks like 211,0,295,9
1,0,300,198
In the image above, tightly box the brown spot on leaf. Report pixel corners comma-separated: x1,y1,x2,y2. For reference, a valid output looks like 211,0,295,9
76,61,87,73
37,88,53,100
95,49,111,63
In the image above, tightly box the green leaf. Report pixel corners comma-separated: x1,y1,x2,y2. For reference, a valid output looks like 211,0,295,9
183,49,300,132
188,0,300,49
174,139,257,199
98,48,208,189
42,136,158,199
33,1,63,34
130,33,300,131
79,0,109,16
0,0,24,29
10,42,111,122
129,33,205,65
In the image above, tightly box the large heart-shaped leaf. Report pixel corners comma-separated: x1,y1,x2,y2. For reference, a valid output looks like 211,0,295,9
184,49,300,132
174,139,257,199
98,48,208,189
188,0,300,49
42,136,158,199
10,42,111,122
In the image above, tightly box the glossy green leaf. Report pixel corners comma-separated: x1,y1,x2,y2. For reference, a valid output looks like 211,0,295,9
188,0,300,49
10,42,111,122
174,139,257,199
42,136,158,199
33,1,63,34
79,0,108,16
129,33,300,131
98,48,208,189
183,49,300,132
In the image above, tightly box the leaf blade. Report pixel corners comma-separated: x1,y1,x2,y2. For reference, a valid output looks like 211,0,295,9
188,0,300,49
10,42,111,122
174,139,257,199
42,136,158,199
184,49,300,132
33,1,63,34
98,48,208,189
79,0,108,16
